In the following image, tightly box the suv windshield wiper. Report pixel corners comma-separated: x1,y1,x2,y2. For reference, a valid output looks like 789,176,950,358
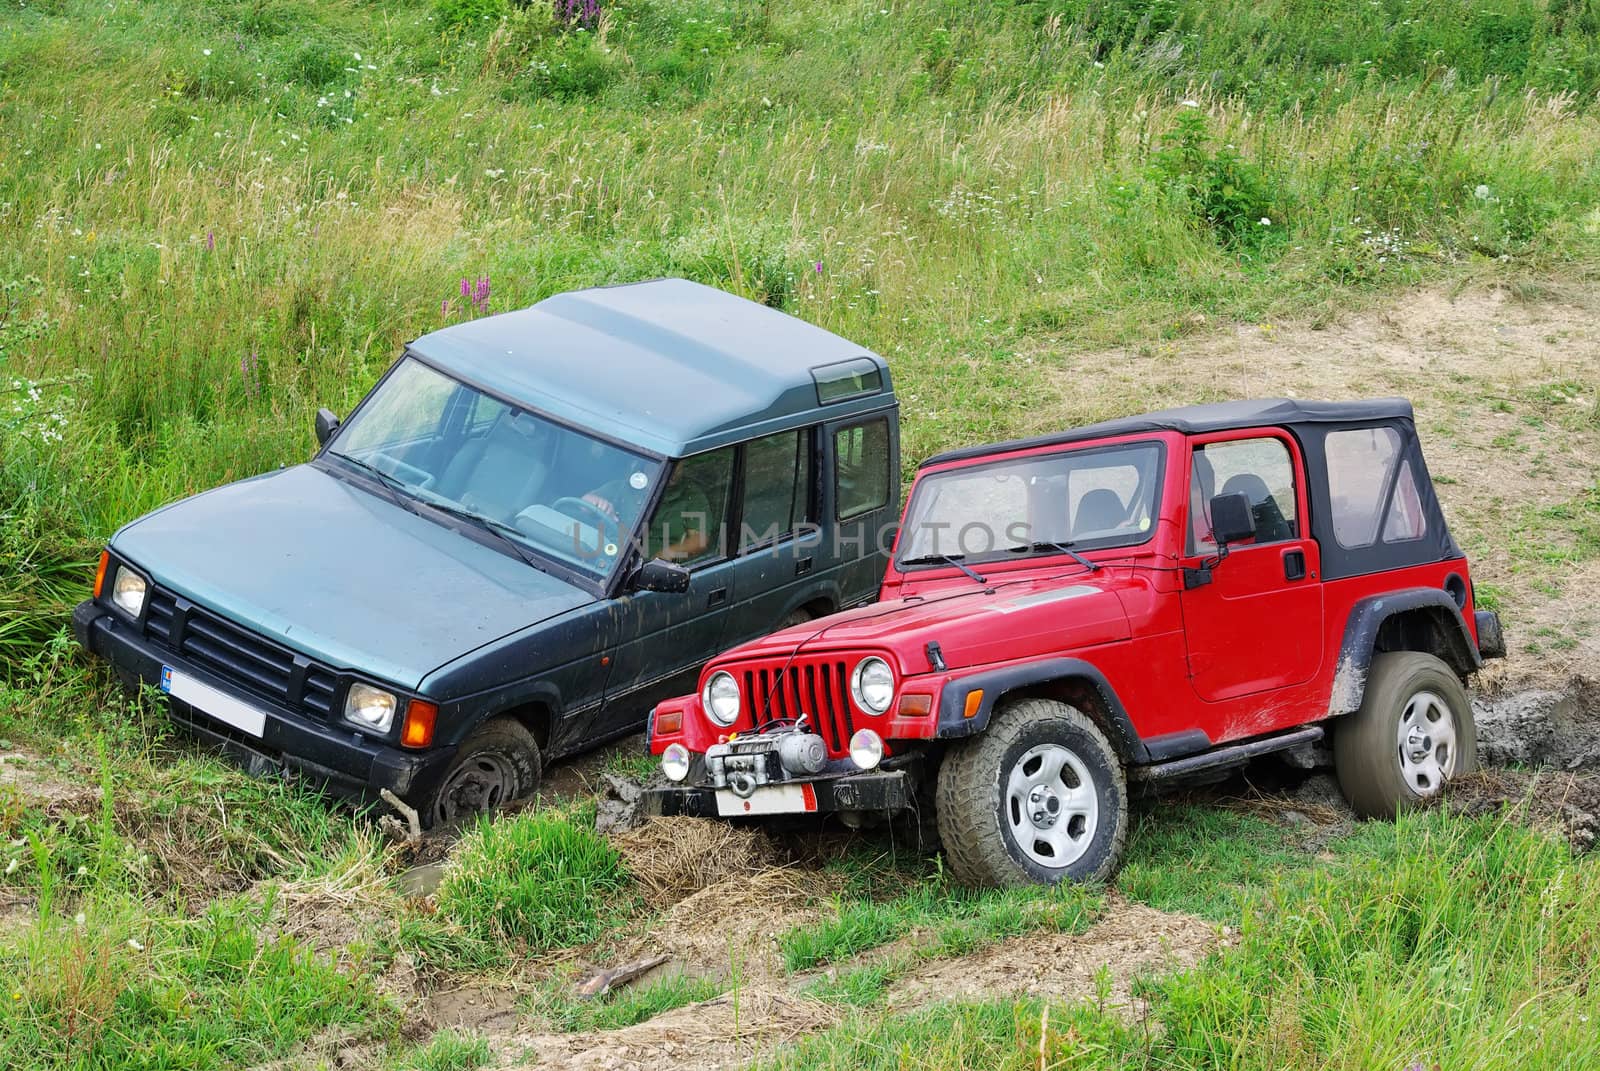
413,495,549,574
1007,540,1101,572
330,451,416,517
899,552,988,585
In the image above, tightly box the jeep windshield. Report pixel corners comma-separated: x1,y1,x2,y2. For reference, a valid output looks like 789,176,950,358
898,442,1164,567
325,356,662,580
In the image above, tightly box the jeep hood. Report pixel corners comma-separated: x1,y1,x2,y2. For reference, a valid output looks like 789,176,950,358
110,464,593,690
726,575,1132,673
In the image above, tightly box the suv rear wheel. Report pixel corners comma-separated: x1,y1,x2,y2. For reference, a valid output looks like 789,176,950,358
425,717,543,828
935,698,1128,887
1334,651,1476,819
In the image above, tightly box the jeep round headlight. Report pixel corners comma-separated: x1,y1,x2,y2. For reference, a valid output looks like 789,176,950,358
661,743,691,783
111,567,147,618
849,729,884,770
345,683,398,732
702,671,741,727
850,657,894,715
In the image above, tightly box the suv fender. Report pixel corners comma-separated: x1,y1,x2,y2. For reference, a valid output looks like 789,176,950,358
934,658,1150,763
1328,588,1481,717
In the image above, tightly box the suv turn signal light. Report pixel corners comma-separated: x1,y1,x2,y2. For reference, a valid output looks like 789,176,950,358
401,700,438,749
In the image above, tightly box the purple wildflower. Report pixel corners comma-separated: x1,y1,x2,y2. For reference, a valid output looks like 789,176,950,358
460,277,471,299
206,230,215,251
441,299,450,318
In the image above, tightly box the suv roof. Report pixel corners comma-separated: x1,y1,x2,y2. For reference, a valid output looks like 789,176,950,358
924,397,1414,466
409,278,893,457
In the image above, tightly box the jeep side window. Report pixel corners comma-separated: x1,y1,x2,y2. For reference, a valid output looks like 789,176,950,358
643,449,734,566
740,429,814,551
1325,426,1407,548
1382,459,1427,543
836,419,890,520
1188,436,1299,554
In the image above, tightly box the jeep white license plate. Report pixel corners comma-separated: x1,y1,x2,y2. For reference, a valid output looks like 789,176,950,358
160,666,267,738
715,783,818,817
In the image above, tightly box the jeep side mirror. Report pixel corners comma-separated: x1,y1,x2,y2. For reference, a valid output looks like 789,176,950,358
629,558,691,594
1208,492,1256,546
314,408,341,447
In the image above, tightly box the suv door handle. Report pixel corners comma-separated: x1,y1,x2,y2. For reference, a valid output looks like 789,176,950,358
706,587,728,608
1282,549,1307,582
795,556,814,576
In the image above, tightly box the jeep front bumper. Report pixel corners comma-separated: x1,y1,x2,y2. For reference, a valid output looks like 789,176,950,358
641,769,912,819
73,600,455,805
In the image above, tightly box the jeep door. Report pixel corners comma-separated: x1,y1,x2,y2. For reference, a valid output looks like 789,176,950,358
723,428,825,644
596,448,739,736
1179,429,1325,707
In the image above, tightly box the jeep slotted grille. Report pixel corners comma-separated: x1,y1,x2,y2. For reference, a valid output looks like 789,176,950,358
742,658,856,756
144,587,341,720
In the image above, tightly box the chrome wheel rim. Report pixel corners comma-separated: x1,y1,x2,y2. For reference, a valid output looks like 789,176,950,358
1005,743,1099,868
1396,690,1457,796
436,751,518,823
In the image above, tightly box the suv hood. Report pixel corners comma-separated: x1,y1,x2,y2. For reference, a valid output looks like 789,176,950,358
724,573,1133,674
111,464,594,690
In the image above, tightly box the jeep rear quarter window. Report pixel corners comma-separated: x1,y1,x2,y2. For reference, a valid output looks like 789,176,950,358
836,419,890,520
1325,426,1430,548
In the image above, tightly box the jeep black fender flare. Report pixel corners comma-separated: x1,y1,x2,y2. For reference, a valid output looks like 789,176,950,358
1327,588,1482,718
934,658,1150,763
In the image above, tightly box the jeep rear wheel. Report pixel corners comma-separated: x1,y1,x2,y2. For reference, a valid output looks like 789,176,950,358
425,717,542,828
935,698,1128,887
1334,651,1476,819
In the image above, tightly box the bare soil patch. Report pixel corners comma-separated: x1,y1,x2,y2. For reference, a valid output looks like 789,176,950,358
885,895,1216,1015
1440,768,1600,855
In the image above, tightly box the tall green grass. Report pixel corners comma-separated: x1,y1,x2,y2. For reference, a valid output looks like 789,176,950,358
3,0,1600,668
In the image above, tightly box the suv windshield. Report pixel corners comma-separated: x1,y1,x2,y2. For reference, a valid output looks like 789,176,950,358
899,442,1164,566
328,356,662,579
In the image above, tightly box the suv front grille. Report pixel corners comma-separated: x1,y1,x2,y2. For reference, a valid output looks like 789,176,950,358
144,588,341,720
742,658,857,757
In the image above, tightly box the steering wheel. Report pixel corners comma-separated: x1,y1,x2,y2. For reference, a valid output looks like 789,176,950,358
551,495,615,532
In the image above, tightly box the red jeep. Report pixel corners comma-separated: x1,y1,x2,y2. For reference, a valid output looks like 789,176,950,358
643,399,1505,886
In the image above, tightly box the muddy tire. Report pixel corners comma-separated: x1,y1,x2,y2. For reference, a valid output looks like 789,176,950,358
935,698,1128,887
1334,651,1476,819
424,717,542,828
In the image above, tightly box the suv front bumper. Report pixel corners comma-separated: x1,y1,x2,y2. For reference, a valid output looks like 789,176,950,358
73,600,454,805
641,768,912,819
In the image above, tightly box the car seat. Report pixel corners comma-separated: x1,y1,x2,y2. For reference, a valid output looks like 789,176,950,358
1219,472,1293,543
437,410,551,522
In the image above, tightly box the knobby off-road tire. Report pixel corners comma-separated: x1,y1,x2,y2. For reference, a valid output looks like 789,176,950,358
425,717,543,828
935,698,1128,887
1334,651,1477,820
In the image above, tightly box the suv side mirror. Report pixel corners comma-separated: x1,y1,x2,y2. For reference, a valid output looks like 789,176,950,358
314,408,341,447
1208,492,1256,546
629,558,691,594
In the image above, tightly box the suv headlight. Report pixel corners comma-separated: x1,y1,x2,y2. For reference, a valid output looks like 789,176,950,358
851,657,895,715
702,671,741,726
345,683,398,732
111,567,148,618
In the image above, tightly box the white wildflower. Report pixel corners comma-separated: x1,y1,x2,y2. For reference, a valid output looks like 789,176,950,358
1259,217,1272,226
127,938,144,951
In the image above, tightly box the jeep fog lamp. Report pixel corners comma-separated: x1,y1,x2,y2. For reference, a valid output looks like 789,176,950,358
111,567,148,618
345,683,398,732
849,729,884,771
661,743,691,783
850,657,894,715
702,671,740,726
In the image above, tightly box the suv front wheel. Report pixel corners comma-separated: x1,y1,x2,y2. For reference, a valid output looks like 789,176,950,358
935,698,1128,887
1334,651,1477,819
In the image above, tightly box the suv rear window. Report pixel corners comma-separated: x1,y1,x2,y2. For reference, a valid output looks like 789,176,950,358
1325,427,1428,548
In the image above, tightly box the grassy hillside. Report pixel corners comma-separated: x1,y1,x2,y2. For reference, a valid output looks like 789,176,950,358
4,0,1600,659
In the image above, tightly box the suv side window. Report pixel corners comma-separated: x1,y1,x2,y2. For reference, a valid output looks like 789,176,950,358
643,449,734,566
836,419,891,520
740,429,814,551
1325,426,1428,547
1189,436,1299,554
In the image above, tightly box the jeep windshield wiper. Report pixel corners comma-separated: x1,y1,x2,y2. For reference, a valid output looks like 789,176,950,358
330,451,416,517
1007,540,1101,572
414,496,548,573
899,553,988,585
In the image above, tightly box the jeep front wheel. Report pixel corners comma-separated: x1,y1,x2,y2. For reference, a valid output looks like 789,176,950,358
935,698,1128,887
424,717,543,828
1333,651,1476,819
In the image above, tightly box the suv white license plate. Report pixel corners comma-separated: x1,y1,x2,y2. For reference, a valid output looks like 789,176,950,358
160,666,267,738
715,783,818,817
